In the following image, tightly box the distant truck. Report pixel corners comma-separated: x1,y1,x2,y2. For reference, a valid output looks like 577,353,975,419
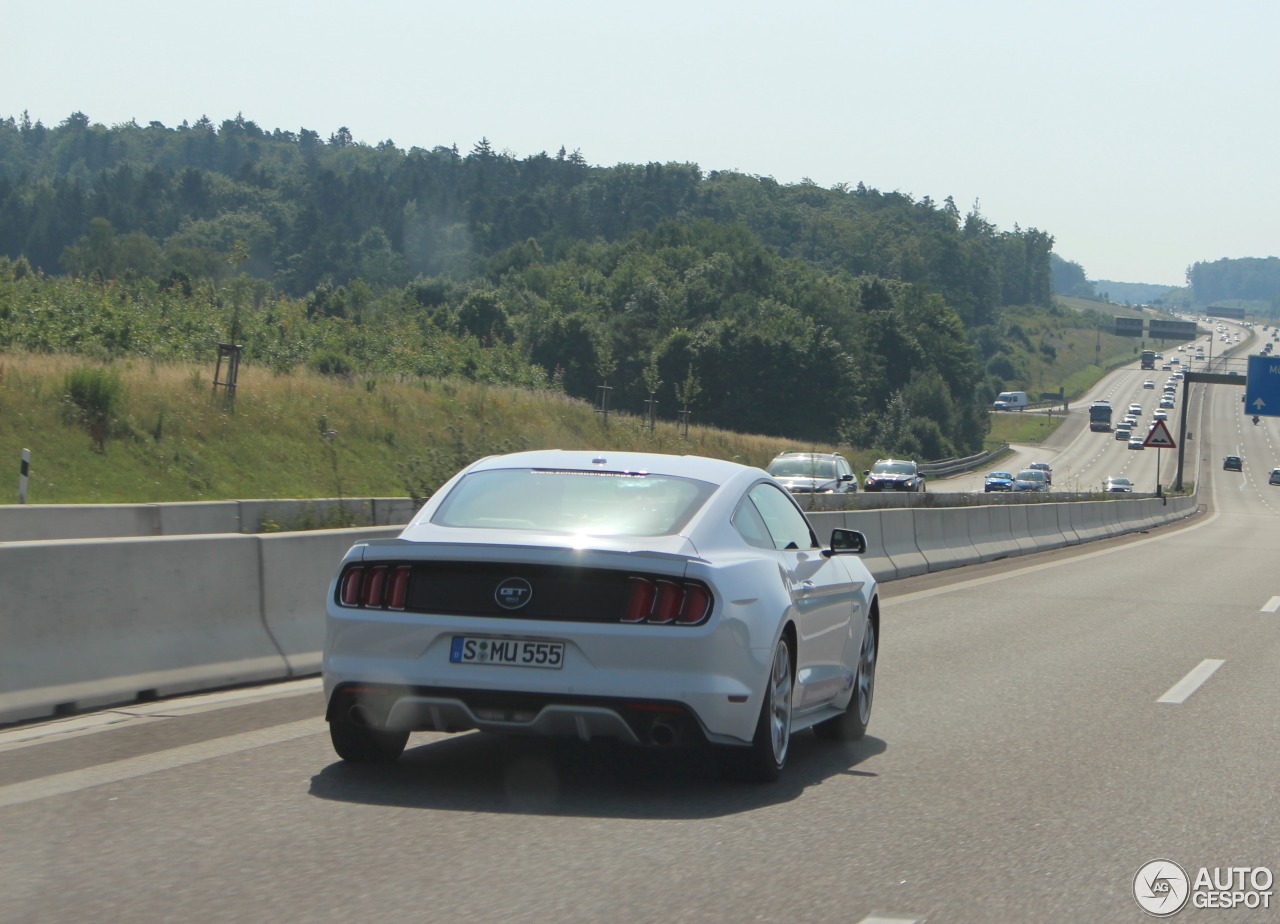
993,390,1029,411
1140,349,1156,370
1089,400,1113,432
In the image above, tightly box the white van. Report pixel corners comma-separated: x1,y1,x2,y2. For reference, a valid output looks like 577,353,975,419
993,391,1029,411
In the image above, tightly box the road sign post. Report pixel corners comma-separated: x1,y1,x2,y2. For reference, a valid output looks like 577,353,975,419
1144,419,1176,500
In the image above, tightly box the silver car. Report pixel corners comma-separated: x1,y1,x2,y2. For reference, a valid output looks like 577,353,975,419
323,450,880,783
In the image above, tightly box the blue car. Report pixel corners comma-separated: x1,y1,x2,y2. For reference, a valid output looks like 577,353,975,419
984,471,1015,492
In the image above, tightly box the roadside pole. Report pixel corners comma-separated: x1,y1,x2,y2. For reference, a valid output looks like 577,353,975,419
19,448,30,504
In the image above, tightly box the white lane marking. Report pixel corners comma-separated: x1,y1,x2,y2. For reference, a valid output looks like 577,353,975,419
0,717,324,809
1263,596,1280,613
857,917,924,924
1157,659,1226,704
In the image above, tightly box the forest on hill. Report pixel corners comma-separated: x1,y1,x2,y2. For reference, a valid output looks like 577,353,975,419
1186,256,1280,315
0,111,1066,457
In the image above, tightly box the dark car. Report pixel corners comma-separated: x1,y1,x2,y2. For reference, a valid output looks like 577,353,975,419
1027,461,1052,485
1270,467,1280,485
1224,455,1243,472
984,471,1015,492
1012,469,1050,492
863,459,926,492
766,451,857,494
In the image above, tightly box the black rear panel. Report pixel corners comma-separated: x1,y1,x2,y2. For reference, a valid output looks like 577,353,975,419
402,561,635,622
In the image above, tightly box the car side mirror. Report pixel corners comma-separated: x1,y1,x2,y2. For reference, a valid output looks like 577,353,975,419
825,528,866,555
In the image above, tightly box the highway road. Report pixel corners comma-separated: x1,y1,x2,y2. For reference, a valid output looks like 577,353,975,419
944,325,1259,497
3,330,1277,923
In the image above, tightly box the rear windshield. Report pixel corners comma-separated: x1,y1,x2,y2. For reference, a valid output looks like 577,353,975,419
431,468,716,536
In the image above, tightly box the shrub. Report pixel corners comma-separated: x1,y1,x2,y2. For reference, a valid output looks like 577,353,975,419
63,366,124,450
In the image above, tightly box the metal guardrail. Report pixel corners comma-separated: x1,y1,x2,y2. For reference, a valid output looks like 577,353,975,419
919,444,1011,477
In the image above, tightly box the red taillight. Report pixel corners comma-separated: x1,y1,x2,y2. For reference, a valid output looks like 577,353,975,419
676,584,711,624
621,577,711,626
340,564,411,609
651,580,683,624
387,565,410,609
361,565,387,607
340,566,364,606
623,577,655,622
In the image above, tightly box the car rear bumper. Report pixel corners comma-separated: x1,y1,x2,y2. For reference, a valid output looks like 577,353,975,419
323,609,771,745
327,681,712,747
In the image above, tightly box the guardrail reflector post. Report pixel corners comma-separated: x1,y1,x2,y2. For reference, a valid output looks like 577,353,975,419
19,448,30,504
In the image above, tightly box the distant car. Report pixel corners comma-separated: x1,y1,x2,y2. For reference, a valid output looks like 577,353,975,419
1128,436,1146,450
1224,455,1243,471
322,449,880,783
863,459,926,492
1159,397,1175,409
1114,427,1132,441
1027,461,1052,484
1123,415,1139,428
766,451,857,494
1104,476,1134,493
1012,469,1050,492
984,471,1015,492
1153,410,1168,421
1128,403,1143,415
1143,379,1155,389
1270,467,1280,486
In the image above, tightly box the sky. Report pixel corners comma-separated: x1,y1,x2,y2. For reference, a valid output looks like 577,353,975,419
7,0,1280,288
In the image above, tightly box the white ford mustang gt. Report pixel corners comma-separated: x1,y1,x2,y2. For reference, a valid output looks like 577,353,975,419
322,449,879,782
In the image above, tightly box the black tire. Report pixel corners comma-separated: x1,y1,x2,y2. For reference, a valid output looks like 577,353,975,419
814,617,876,742
717,635,793,783
329,707,409,763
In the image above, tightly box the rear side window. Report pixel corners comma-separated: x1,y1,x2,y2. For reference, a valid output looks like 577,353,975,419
738,483,817,551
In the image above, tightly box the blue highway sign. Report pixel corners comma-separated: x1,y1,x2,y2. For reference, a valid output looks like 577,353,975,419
1245,355,1280,418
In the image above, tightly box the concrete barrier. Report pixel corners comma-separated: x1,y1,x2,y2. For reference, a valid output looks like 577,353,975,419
155,501,241,536
0,534,285,724
1005,503,1037,554
1055,502,1082,546
914,507,983,571
258,527,402,675
877,508,929,579
0,491,1203,727
810,509,897,582
0,503,159,541
1099,497,1125,537
1069,500,1108,543
972,505,1023,562
1026,503,1069,551
0,497,417,541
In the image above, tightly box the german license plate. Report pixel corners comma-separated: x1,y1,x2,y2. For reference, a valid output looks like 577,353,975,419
449,636,565,669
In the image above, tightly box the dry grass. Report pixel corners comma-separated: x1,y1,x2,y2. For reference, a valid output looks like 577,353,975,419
0,352,844,503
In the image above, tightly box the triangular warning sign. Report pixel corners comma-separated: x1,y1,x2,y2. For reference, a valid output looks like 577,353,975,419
1144,418,1177,449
